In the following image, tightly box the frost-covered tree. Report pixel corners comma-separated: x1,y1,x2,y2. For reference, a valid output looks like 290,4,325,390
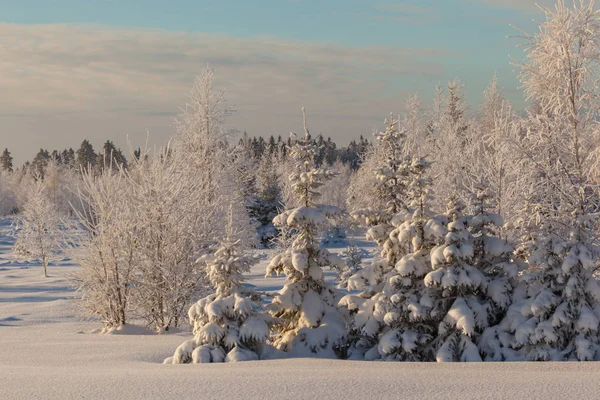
265,109,347,358
44,157,80,215
71,167,138,328
0,170,18,216
402,94,425,156
347,141,387,214
510,0,600,223
340,116,418,360
427,80,473,208
170,212,273,364
503,0,600,361
509,222,600,361
479,73,505,138
126,146,208,331
471,82,524,226
370,114,410,219
13,176,63,277
321,160,351,212
173,67,256,250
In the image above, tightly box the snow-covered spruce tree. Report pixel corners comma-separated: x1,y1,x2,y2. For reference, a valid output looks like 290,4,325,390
504,0,600,361
341,157,447,361
468,186,523,361
424,187,520,362
126,146,208,332
170,211,273,364
338,115,416,360
336,241,368,290
13,175,63,277
265,109,347,358
346,114,412,297
372,157,448,361
510,221,600,361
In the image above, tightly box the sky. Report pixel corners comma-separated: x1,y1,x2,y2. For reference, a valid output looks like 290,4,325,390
0,0,557,164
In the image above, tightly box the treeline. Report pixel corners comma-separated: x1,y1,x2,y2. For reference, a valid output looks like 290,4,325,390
1,131,371,178
0,140,128,177
238,131,371,169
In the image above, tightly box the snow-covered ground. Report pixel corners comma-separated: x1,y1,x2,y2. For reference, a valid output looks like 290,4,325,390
1,218,600,400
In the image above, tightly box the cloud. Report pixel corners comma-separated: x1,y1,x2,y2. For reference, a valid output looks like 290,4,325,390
466,0,556,13
0,23,447,163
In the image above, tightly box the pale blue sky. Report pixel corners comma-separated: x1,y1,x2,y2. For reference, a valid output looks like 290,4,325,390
0,0,554,163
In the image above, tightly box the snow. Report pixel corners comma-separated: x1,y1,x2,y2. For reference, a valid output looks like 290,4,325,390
1,219,600,399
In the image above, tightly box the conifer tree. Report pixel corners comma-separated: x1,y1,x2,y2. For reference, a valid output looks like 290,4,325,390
0,148,13,172
342,157,447,360
336,241,366,290
61,148,76,169
170,210,272,363
76,140,97,171
96,140,128,172
424,187,520,362
265,109,347,357
31,149,50,177
253,153,282,245
347,114,412,294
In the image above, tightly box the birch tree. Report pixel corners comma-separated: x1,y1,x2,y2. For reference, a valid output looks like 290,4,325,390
13,176,62,277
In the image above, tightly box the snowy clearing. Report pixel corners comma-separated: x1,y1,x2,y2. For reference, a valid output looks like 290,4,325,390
1,220,599,400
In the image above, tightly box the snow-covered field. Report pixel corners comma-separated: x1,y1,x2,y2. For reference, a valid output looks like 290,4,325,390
1,218,599,400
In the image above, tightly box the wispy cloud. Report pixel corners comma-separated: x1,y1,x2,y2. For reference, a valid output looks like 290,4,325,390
466,0,555,13
0,23,447,162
